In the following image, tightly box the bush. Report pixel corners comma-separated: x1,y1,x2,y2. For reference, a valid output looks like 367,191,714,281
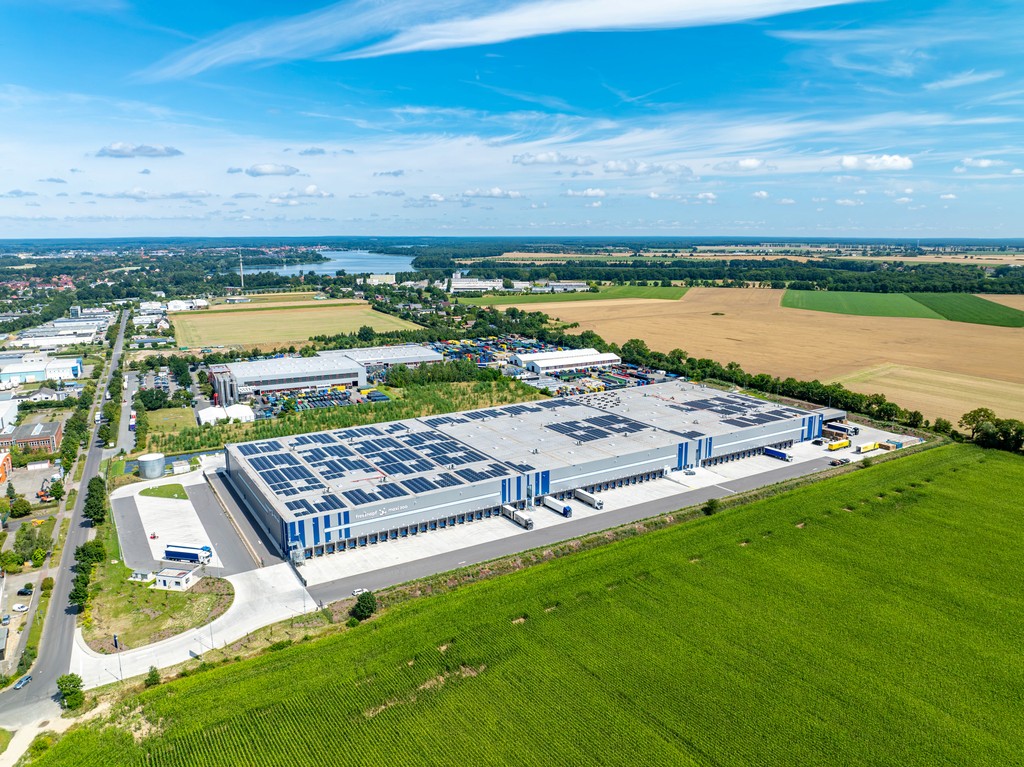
144,666,161,688
10,498,32,518
346,616,360,628
57,673,84,709
350,591,377,621
268,639,293,652
702,497,721,516
41,576,55,592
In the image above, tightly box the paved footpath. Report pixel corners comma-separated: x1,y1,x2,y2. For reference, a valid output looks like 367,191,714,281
69,563,314,689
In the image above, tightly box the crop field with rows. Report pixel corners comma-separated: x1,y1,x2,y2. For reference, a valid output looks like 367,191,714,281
35,444,1024,766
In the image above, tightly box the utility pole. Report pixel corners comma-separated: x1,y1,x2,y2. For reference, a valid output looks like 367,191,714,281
239,250,245,292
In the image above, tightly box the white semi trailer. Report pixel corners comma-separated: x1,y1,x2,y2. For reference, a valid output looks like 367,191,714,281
573,488,604,510
500,504,534,530
541,496,572,518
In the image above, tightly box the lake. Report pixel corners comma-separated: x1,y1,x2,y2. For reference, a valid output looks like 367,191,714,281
260,249,416,277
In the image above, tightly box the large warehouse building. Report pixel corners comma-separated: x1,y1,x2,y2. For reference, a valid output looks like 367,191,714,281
209,344,442,404
224,380,828,561
511,347,621,375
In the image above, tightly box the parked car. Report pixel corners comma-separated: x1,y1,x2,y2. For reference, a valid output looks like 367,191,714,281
12,604,29,613
16,587,33,597
0,615,9,626
683,469,696,476
352,588,368,596
13,675,32,690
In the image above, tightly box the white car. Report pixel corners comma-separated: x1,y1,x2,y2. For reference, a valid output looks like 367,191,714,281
352,588,368,596
12,604,29,613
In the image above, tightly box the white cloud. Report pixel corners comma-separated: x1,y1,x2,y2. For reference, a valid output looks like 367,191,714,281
139,169,151,175
835,198,862,206
348,192,369,198
696,192,717,203
777,198,796,205
272,184,334,199
94,188,213,202
854,188,867,195
924,69,1003,91
298,147,326,156
954,157,1005,173
232,192,260,198
603,159,692,176
96,142,182,158
0,189,37,198
893,197,912,204
565,188,606,198
374,169,405,177
939,193,957,200
226,167,243,174
244,164,299,177
713,158,766,171
463,187,523,199
373,190,405,197
145,0,862,79
514,151,595,166
1012,169,1024,175
585,200,602,208
840,154,913,171
752,190,769,199
38,177,66,184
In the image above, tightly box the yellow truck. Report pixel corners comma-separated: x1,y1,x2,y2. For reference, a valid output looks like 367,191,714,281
856,442,880,453
828,439,851,451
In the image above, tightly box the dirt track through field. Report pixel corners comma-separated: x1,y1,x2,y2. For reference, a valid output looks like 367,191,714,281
525,288,1024,420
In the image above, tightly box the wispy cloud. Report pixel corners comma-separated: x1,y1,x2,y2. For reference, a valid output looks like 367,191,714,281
840,154,912,171
97,142,183,158
244,164,299,177
514,151,595,167
463,186,522,199
924,69,1004,91
143,0,863,79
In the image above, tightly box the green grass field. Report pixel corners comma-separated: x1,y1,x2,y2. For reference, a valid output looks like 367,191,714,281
783,290,1024,326
906,293,1024,327
781,290,944,318
138,483,188,500
460,285,687,306
34,444,1024,766
146,408,197,436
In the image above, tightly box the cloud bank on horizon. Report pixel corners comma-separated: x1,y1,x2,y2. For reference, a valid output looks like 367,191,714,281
0,0,1022,237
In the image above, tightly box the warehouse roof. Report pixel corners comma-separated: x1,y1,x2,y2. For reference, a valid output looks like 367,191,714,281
512,348,621,367
227,380,812,522
223,354,363,383
320,344,443,365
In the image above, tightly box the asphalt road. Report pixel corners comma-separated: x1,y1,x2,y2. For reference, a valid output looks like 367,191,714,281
0,312,127,727
185,482,258,576
206,471,285,567
308,456,835,605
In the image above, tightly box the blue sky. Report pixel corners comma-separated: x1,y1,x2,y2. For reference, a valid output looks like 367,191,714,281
1,0,1022,237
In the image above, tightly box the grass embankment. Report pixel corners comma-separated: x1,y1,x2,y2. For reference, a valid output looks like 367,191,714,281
460,284,687,306
34,444,1024,766
783,289,1024,326
0,728,11,755
171,303,420,349
82,522,234,653
145,379,542,454
138,484,188,501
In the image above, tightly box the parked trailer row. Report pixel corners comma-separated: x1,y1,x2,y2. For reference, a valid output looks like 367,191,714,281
500,504,534,530
573,488,604,510
827,439,851,451
541,496,572,517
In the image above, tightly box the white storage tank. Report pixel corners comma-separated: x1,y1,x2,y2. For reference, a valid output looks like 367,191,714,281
138,452,166,479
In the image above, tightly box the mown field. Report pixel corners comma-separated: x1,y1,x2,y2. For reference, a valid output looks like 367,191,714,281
783,289,1024,326
459,284,687,306
35,444,1024,766
171,303,420,349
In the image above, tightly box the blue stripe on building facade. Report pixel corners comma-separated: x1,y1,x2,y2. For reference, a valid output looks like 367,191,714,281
312,516,320,546
542,471,550,494
516,476,522,500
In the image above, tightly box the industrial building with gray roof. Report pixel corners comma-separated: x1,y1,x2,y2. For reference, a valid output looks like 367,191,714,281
224,380,828,561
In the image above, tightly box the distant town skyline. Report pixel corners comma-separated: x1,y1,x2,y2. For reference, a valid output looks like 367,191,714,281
2,0,1021,237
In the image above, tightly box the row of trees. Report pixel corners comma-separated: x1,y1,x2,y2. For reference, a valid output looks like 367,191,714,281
69,538,105,609
957,408,1024,454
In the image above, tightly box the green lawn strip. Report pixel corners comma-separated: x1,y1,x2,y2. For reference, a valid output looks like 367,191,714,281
0,728,11,754
782,290,944,318
460,285,687,306
184,302,363,315
34,444,1024,767
906,293,1024,327
138,484,188,501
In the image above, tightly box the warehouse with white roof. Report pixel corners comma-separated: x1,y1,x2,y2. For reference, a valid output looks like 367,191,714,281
223,380,828,561
511,347,622,375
